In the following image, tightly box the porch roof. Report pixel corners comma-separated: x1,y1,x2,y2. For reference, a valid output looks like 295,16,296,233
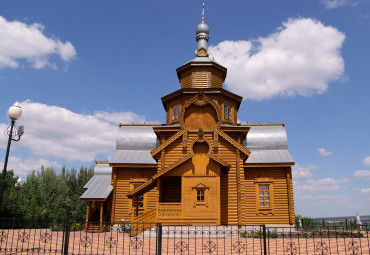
80,163,113,201
245,150,294,164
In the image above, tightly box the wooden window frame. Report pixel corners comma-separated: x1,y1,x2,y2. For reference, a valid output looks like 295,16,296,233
129,182,147,213
192,184,209,207
172,104,180,121
254,179,274,215
224,104,232,121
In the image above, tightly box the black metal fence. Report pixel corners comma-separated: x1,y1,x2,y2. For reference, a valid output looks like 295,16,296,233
0,218,369,254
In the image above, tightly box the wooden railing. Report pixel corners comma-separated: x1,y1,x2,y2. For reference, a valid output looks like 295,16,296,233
131,208,157,236
158,203,181,217
133,208,157,223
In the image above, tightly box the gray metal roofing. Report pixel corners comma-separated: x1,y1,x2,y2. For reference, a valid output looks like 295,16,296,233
112,125,294,165
83,163,111,189
116,126,159,150
81,163,113,200
244,126,288,150
243,126,294,164
80,175,113,200
245,150,294,164
110,150,157,164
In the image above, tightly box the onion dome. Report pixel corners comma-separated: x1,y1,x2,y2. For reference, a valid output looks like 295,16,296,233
195,4,209,57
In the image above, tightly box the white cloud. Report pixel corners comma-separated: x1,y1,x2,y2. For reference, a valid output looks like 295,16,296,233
0,156,62,176
292,164,319,179
360,188,370,194
94,111,147,124
295,177,349,194
318,148,333,156
354,170,370,179
209,18,345,100
0,16,76,69
363,156,370,167
320,0,360,9
4,100,148,162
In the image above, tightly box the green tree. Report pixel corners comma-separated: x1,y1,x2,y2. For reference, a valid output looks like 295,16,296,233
0,170,18,217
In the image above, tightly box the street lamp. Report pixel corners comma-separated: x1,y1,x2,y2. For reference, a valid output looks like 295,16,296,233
0,102,24,207
14,177,23,217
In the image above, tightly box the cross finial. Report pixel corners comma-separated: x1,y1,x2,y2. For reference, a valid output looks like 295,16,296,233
202,3,205,23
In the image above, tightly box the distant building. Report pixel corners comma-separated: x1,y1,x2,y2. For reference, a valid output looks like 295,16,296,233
81,7,295,228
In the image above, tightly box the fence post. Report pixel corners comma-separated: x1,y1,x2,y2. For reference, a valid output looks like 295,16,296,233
156,223,162,255
62,219,70,255
262,225,267,255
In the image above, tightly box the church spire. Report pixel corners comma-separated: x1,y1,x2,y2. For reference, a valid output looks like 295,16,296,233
195,3,209,57
201,3,205,23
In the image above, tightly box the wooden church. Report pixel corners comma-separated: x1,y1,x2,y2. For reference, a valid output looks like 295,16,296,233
81,7,295,227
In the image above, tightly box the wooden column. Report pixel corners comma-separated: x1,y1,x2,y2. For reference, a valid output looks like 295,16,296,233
100,201,103,230
156,179,161,220
236,148,241,225
286,167,294,225
86,201,91,229
130,198,135,222
216,176,221,225
111,167,117,222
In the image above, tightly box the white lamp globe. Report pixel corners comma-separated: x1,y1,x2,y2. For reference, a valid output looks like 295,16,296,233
8,102,22,121
17,177,22,184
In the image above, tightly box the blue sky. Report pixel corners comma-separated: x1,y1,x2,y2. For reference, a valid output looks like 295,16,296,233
0,0,369,218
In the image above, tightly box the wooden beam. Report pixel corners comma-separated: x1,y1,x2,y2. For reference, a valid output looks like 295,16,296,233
100,201,103,230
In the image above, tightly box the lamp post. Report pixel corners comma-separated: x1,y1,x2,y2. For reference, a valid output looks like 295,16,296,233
0,102,24,208
14,177,23,217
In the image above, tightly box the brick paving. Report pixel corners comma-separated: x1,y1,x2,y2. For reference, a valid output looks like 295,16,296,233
0,228,369,254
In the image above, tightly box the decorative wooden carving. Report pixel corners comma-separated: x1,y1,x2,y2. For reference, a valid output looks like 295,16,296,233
158,203,181,217
216,130,250,156
151,130,186,157
179,94,221,129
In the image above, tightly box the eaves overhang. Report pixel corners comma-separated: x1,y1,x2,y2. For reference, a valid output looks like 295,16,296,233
161,88,242,110
176,60,227,81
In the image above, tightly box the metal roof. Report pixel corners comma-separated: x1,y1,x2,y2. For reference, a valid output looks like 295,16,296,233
110,150,157,164
245,150,294,164
80,175,113,200
243,126,288,150
80,163,113,200
116,125,159,150
242,125,294,164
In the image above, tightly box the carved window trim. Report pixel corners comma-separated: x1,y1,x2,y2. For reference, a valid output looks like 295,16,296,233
254,178,274,215
192,183,209,207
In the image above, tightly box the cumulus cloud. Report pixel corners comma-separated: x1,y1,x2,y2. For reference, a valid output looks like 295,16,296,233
292,164,319,179
0,16,76,69
0,156,62,176
296,177,349,194
320,0,360,9
318,148,333,156
209,18,345,100
354,170,370,179
363,156,370,167
3,100,148,162
360,188,370,194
